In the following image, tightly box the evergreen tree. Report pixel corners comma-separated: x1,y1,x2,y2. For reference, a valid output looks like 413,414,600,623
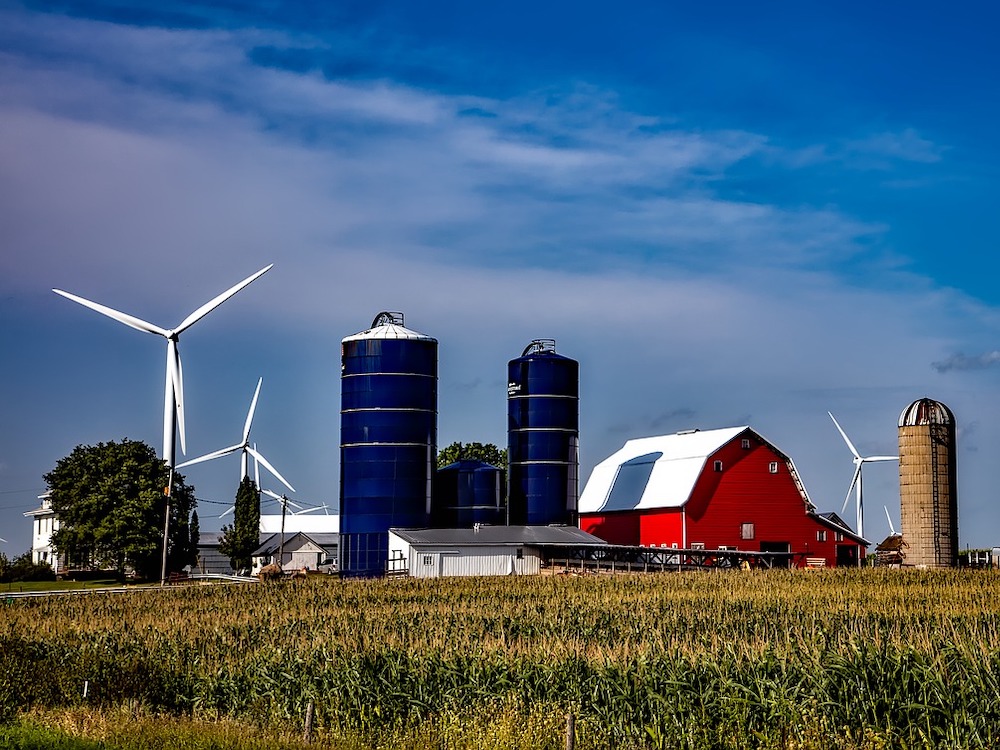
187,510,201,570
45,439,196,580
219,477,260,572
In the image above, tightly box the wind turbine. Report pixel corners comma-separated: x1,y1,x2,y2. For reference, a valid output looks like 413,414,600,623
884,505,900,537
177,377,295,495
53,264,272,468
53,264,273,584
828,412,899,541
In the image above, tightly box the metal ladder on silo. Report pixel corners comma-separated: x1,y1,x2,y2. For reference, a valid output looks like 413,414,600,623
930,425,944,566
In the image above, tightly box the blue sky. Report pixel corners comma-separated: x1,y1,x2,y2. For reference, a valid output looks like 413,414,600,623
3,0,1000,553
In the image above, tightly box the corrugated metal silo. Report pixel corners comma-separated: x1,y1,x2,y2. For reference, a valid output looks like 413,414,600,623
339,312,436,576
898,398,958,568
507,339,579,526
432,460,505,528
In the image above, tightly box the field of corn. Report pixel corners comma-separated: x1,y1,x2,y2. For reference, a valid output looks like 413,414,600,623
3,569,1000,749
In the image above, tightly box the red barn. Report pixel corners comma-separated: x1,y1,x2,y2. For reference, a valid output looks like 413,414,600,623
578,426,866,567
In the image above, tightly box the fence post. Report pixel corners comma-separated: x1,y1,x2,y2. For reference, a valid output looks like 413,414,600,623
565,711,576,750
303,699,315,742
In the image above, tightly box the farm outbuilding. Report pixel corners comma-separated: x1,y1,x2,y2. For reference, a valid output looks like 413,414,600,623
578,426,867,567
387,525,606,577
251,532,338,575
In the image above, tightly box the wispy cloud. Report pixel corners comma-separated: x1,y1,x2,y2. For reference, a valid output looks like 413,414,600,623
932,351,1000,373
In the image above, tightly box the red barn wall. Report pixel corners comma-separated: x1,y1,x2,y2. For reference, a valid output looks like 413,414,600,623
580,433,862,566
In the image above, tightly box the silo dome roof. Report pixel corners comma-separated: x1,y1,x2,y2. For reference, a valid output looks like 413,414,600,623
898,398,954,427
342,311,436,342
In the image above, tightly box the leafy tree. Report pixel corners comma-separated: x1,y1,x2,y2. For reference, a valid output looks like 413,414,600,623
45,439,196,580
437,441,507,470
218,477,260,573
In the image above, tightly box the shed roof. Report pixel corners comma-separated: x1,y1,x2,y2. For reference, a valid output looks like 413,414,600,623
252,532,339,558
389,525,606,547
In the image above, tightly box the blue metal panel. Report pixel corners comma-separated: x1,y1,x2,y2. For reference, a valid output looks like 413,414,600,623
432,460,505,528
507,340,579,526
339,313,436,576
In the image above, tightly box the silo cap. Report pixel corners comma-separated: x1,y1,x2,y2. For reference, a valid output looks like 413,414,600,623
898,398,955,427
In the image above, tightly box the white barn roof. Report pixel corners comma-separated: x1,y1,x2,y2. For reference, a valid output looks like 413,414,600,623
580,426,817,514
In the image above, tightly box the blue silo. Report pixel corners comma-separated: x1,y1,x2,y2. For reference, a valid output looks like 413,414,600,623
507,339,579,526
339,312,437,576
432,460,506,528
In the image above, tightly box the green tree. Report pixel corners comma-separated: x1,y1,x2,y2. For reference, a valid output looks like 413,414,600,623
45,439,196,580
437,441,507,470
218,477,260,573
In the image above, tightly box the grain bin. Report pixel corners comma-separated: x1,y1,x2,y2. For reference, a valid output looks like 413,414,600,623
339,312,436,576
432,460,506,528
898,398,958,568
507,339,579,526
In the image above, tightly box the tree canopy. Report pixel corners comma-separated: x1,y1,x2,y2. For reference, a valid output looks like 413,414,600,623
218,476,260,573
437,441,507,470
45,439,197,580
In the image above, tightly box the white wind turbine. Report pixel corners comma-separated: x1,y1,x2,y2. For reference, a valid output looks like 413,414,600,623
884,505,900,537
828,412,899,541
53,264,273,583
177,377,296,498
53,265,272,469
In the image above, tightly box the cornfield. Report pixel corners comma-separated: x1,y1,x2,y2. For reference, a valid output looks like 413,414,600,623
3,569,1000,749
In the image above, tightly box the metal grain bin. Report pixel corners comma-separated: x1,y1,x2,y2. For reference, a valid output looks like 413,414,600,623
339,312,436,576
432,460,505,528
507,339,579,526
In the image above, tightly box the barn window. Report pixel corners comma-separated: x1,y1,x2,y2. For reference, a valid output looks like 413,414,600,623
816,530,827,542
516,548,523,559
740,523,755,540
835,532,844,542
691,542,705,550
741,438,751,449
422,555,433,566
714,460,723,472
769,461,779,474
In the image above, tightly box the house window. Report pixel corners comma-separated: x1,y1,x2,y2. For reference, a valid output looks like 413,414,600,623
835,532,844,542
691,542,705,550
816,530,827,542
714,460,723,472
769,462,779,474
422,555,433,566
741,438,751,449
741,523,755,540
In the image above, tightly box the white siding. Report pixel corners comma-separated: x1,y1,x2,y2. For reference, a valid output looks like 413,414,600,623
408,545,540,578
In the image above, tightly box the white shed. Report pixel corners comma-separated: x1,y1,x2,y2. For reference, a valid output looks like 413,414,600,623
387,525,606,578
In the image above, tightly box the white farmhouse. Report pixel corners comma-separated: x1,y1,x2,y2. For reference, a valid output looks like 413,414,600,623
23,492,62,574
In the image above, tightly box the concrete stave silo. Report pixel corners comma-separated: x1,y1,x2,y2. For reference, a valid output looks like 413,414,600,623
339,312,436,576
507,339,579,526
898,397,958,568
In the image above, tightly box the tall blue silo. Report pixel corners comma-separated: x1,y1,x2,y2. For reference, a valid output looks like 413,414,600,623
432,460,506,528
339,312,437,576
507,339,579,526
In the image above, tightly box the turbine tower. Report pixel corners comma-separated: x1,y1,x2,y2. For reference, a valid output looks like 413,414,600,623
828,412,898,541
53,265,272,468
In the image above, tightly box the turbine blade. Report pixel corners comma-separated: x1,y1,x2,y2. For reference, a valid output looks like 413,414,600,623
52,289,170,337
828,412,861,459
176,443,242,469
841,464,862,514
242,378,263,443
253,447,260,487
863,456,899,463
219,505,235,519
884,505,897,535
173,264,273,334
171,341,186,455
246,446,295,493
260,488,282,501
